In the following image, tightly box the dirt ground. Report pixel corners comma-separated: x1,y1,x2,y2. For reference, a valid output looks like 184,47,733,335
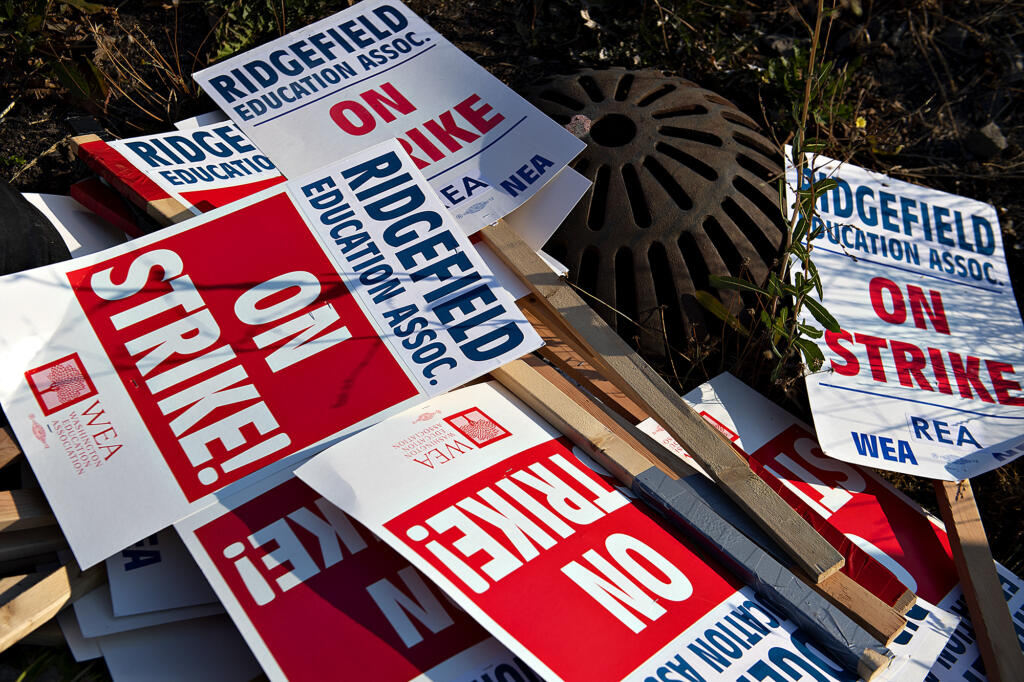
1,0,1023,661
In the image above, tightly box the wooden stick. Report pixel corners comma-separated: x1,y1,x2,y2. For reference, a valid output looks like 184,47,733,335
934,479,1024,682
71,134,192,227
0,560,105,653
0,527,67,564
0,428,21,471
491,359,893,678
0,490,55,533
483,221,844,583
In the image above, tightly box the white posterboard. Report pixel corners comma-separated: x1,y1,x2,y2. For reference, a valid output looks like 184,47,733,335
109,122,285,215
0,141,539,568
106,528,217,616
23,193,128,257
74,583,223,638
640,372,1024,679
786,153,1024,479
297,381,955,681
193,0,585,234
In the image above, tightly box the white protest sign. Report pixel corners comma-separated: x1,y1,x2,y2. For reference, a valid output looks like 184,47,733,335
107,528,217,617
23,193,128,257
193,0,585,234
297,381,954,681
174,111,230,130
176,466,538,682
786,153,1024,479
97,615,262,682
0,140,539,568
639,372,1024,680
108,121,285,214
57,608,103,662
74,583,223,638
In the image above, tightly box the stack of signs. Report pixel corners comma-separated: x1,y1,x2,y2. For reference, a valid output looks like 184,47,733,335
0,139,541,568
281,381,957,682
638,372,1024,679
193,0,586,233
785,153,1024,480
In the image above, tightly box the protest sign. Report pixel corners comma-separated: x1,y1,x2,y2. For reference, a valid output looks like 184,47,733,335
297,381,954,681
639,372,1024,680
174,111,230,130
193,0,585,234
107,528,217,617
23,194,128,257
785,154,1024,480
177,468,535,682
73,583,222,638
57,609,102,661
97,615,262,682
0,140,539,568
106,122,286,214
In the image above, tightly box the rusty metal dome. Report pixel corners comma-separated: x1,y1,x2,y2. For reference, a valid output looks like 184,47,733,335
526,68,785,362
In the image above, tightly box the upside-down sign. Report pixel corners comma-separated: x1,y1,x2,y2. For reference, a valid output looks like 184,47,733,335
193,0,585,234
177,467,537,682
296,382,956,681
787,153,1024,480
0,140,539,568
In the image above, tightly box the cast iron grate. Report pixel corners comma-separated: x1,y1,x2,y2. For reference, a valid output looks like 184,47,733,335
526,68,786,363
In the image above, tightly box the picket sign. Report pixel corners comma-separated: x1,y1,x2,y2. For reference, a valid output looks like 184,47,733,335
786,152,1024,681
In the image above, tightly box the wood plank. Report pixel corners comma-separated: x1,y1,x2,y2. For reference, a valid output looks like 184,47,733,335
482,221,844,583
0,490,55,533
0,527,66,564
0,428,21,471
0,560,105,653
934,479,1024,682
490,359,892,679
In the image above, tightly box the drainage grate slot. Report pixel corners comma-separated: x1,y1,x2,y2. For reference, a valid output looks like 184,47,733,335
648,241,685,342
652,104,708,120
722,196,779,262
677,229,711,292
736,153,776,183
643,156,694,210
733,132,779,165
615,72,635,101
615,248,639,339
587,165,611,230
637,84,676,107
622,163,652,228
656,141,718,181
659,126,723,147
721,110,762,132
703,216,745,276
578,74,605,102
577,245,601,293
733,176,786,231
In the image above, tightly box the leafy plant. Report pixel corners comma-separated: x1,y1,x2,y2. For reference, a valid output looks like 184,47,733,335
204,0,331,61
700,0,845,382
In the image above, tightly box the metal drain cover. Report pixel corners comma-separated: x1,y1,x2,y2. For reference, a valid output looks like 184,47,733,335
526,68,785,362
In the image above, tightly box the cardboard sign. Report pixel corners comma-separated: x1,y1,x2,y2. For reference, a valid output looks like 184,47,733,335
177,467,536,682
193,0,585,234
297,382,955,681
0,140,539,568
57,608,103,662
97,615,262,682
107,122,286,214
785,153,1024,479
74,583,223,638
639,372,1024,679
23,193,128,257
174,111,230,130
107,528,217,617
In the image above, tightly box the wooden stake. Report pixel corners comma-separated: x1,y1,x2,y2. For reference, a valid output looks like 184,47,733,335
0,428,21,471
934,479,1024,682
0,490,55,533
0,527,66,564
491,359,892,678
0,560,105,653
483,221,844,583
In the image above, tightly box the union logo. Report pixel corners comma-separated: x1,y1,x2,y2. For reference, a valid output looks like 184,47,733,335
25,354,98,416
